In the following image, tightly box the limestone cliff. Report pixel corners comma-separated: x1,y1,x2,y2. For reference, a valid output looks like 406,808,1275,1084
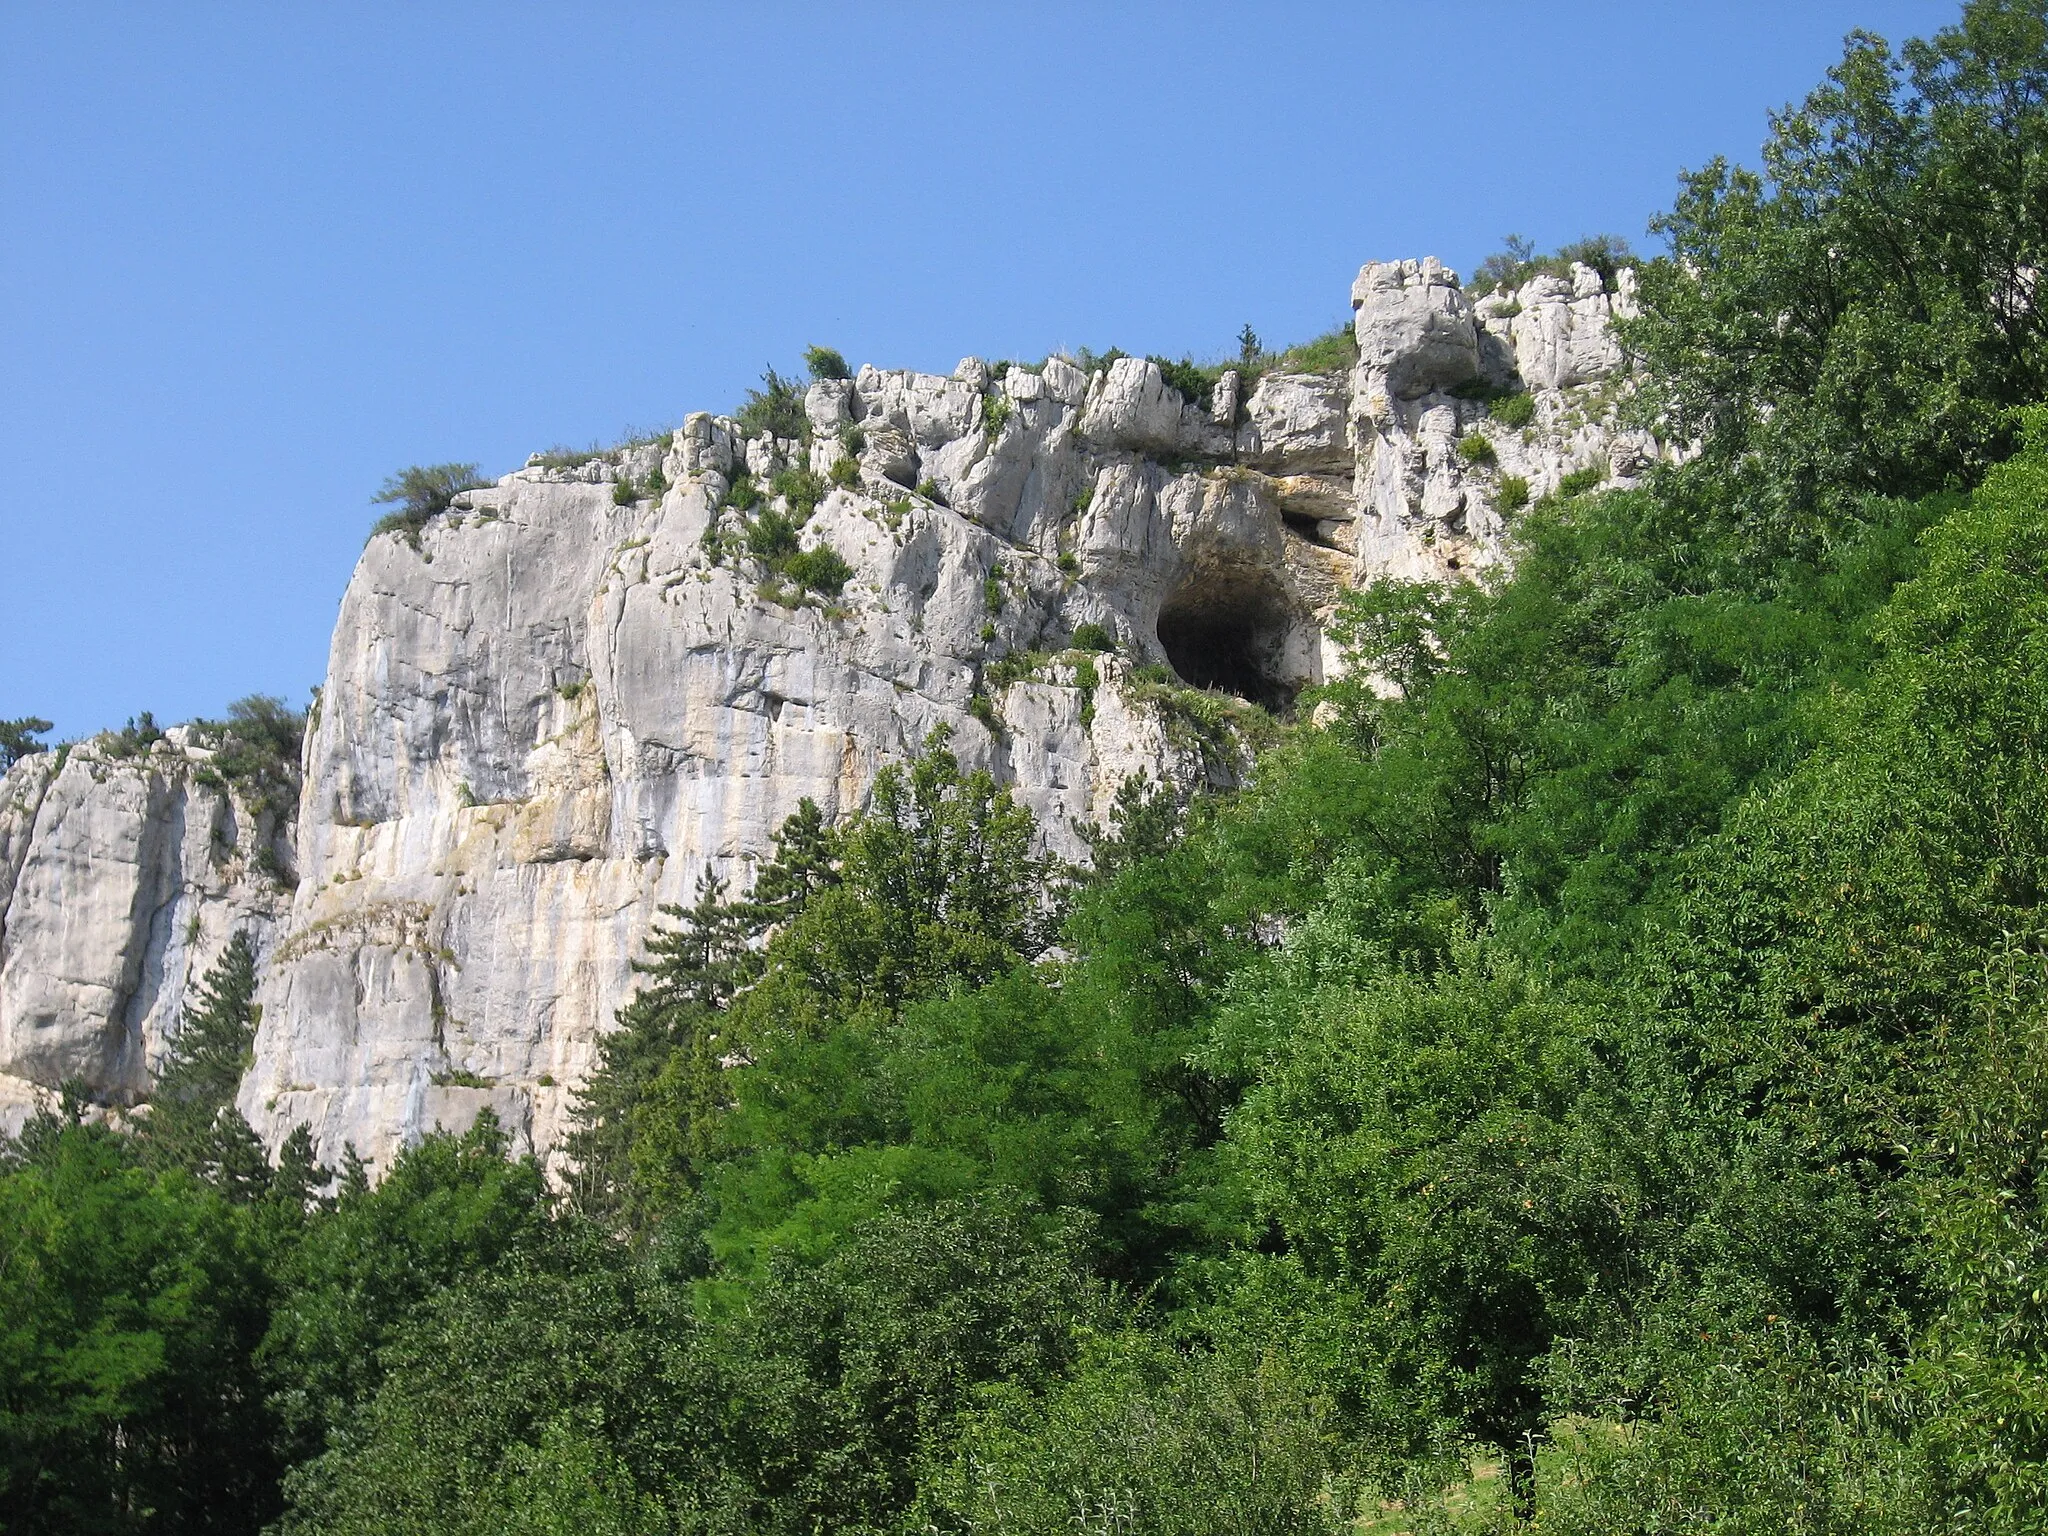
0,258,1673,1165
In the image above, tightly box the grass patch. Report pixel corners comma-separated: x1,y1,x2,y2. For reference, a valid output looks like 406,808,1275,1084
1489,390,1537,427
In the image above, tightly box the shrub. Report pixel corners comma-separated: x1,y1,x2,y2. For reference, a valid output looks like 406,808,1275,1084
1558,464,1605,497
370,462,488,546
839,424,866,457
804,345,850,382
771,466,827,519
782,546,853,598
103,711,163,758
746,510,803,563
1151,355,1227,410
1469,233,1634,296
1497,475,1531,514
829,456,860,489
985,650,1051,690
968,693,1000,731
726,473,760,512
736,368,808,441
981,393,1012,437
916,478,944,505
1456,433,1497,466
983,571,1005,615
1489,390,1537,427
1070,622,1114,653
1057,552,1080,577
612,478,637,506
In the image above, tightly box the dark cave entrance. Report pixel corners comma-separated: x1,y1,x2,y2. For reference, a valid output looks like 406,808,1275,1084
1155,567,1298,711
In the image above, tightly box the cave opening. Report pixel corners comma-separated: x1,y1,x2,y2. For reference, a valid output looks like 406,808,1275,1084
1155,567,1298,711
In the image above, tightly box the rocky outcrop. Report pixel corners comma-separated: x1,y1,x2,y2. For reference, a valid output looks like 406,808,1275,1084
1348,257,1674,584
0,255,1675,1161
0,734,294,1123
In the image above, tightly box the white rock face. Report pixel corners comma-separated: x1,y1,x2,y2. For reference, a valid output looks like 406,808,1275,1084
1350,258,1676,584
0,256,1675,1164
0,739,293,1129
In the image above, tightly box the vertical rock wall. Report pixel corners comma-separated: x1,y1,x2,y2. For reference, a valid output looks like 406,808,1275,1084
0,256,1673,1161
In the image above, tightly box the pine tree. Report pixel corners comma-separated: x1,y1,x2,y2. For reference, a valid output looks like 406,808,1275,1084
141,932,267,1194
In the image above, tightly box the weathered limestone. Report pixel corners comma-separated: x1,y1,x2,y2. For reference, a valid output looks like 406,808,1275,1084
0,736,293,1123
0,255,1675,1162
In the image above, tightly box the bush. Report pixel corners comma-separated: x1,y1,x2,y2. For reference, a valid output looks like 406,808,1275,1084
1469,233,1634,296
1057,552,1081,577
917,1333,1350,1536
735,368,808,441
1070,622,1114,653
725,472,760,512
829,456,860,489
782,546,853,598
981,393,1012,437
1456,433,1497,466
1497,475,1531,514
1151,355,1228,410
984,571,1005,615
745,510,802,563
1489,390,1537,427
370,463,488,546
916,477,945,505
804,345,850,382
1557,465,1605,497
771,466,827,519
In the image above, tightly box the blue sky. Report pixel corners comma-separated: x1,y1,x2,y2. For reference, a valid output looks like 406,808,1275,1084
1,1,1963,741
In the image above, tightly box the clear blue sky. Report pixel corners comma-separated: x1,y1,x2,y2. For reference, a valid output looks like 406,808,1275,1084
1,1,1963,742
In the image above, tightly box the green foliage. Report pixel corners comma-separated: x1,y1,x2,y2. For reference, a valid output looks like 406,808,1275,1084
981,392,1012,437
921,1332,1350,1536
1496,474,1531,514
193,693,306,825
0,1116,282,1533
1622,1,2048,538
262,1113,552,1448
804,344,851,381
916,476,944,504
1151,354,1229,410
1555,464,1604,497
139,933,269,1198
1070,621,1114,652
782,545,853,597
101,710,163,757
828,453,860,488
1489,389,1536,427
770,465,827,518
1264,324,1359,377
370,462,487,546
745,508,802,562
736,367,809,441
1456,432,1497,466
1239,323,1261,365
1470,233,1634,296
983,568,1005,614
724,470,760,511
0,715,51,769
